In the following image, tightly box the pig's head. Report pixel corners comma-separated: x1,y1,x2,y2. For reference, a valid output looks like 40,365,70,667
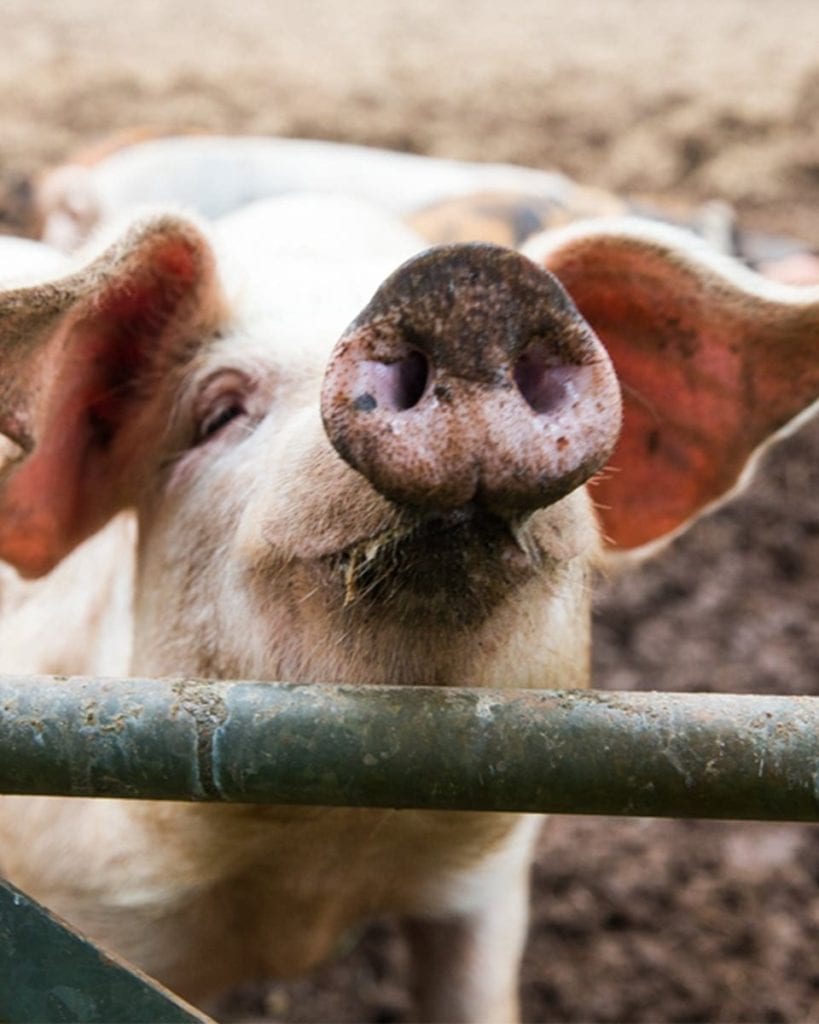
0,203,818,691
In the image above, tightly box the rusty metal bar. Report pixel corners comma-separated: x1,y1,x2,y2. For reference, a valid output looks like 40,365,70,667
0,674,817,820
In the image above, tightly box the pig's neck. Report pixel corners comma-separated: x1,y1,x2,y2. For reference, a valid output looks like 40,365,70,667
130,488,600,691
130,548,593,692
0,515,134,677
284,556,594,690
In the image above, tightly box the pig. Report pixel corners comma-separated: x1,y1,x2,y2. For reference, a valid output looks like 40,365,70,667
1,144,819,1022
30,134,613,252
32,133,819,286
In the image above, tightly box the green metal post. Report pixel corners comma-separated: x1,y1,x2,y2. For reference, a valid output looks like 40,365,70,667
0,879,213,1023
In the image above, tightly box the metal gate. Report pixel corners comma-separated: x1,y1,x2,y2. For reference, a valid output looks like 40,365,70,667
2,673,818,1021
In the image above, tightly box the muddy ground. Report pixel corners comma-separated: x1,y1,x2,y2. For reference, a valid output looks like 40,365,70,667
2,2,819,1021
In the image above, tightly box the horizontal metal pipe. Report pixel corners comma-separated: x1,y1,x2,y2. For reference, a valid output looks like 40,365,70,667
0,674,817,821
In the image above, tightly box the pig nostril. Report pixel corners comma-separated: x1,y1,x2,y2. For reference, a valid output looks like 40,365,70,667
514,349,575,415
393,350,429,410
356,350,429,413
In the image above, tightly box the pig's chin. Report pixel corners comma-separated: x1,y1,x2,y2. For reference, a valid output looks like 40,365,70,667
323,504,546,626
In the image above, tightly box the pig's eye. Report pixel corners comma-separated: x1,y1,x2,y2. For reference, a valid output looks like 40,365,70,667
193,372,251,446
197,399,246,443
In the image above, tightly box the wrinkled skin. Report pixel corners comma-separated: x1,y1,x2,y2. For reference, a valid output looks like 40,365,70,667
1,161,819,1023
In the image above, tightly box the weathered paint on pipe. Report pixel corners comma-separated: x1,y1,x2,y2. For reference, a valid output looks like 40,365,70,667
0,674,818,820
0,878,213,1024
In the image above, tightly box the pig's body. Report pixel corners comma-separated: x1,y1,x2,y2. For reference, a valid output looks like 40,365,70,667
33,135,584,251
0,198,600,1021
2,143,819,1022
1,785,540,1010
32,133,819,287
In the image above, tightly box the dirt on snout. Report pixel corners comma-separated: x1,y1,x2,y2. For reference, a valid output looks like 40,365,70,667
2,2,819,1021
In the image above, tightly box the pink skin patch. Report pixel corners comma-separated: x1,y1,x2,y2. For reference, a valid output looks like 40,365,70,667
322,244,622,516
540,230,819,550
758,253,819,287
0,227,211,577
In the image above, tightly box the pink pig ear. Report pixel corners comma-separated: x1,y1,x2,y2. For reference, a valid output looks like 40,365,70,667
0,213,224,577
525,220,819,552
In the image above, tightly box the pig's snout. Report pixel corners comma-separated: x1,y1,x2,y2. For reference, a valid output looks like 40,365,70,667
321,243,622,514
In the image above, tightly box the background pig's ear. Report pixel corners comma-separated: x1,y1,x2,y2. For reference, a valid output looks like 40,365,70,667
525,220,819,552
0,213,224,577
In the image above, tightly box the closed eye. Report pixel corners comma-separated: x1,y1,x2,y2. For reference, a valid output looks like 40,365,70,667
196,398,247,444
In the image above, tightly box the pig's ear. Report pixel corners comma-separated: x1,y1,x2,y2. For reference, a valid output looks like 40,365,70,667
525,220,819,552
0,213,224,577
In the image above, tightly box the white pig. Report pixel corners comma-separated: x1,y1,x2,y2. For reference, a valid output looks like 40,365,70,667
1,145,819,1022
32,133,819,286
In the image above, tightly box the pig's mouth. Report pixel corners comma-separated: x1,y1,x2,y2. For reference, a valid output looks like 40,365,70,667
327,504,545,621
